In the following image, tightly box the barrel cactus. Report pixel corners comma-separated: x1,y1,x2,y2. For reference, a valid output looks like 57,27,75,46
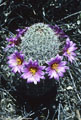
20,23,62,65
5,23,77,97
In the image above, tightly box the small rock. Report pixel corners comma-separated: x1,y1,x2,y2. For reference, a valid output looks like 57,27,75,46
66,86,73,90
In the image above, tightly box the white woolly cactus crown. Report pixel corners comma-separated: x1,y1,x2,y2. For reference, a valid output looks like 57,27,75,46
20,23,61,65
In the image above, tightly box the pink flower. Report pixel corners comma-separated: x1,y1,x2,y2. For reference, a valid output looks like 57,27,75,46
63,38,77,63
6,37,17,48
5,37,20,51
16,27,28,37
8,51,25,73
21,60,45,84
49,25,68,38
46,54,69,80
5,27,28,51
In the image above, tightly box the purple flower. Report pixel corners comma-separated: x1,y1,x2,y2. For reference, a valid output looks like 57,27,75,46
6,37,17,48
63,38,77,63
49,25,68,38
21,60,45,84
46,55,69,80
8,51,25,73
5,27,28,51
5,37,20,52
16,27,28,37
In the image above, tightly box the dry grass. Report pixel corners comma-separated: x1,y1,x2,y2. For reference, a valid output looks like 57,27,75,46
0,0,81,120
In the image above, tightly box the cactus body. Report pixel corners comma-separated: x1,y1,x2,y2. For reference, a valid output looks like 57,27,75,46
20,23,61,65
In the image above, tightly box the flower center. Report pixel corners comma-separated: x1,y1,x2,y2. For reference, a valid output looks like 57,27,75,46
67,49,70,55
9,41,14,45
51,63,59,71
16,58,22,65
29,67,37,75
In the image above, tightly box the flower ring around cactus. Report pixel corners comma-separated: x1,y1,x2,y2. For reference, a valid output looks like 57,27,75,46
5,23,77,96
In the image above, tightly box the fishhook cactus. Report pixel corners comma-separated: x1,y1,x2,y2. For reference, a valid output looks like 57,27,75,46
20,23,62,65
6,23,77,85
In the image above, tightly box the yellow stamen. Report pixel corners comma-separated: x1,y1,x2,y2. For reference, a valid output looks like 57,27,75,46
29,67,37,75
51,63,59,71
67,49,70,55
9,41,14,45
16,58,22,65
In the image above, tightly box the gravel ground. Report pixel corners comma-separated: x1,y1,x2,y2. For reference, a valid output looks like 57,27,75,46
0,0,81,120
